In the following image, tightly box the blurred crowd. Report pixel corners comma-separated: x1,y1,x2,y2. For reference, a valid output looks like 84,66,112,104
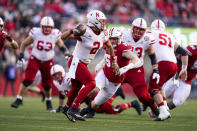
0,0,197,96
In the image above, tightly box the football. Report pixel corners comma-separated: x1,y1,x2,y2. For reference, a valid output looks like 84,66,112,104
73,24,86,36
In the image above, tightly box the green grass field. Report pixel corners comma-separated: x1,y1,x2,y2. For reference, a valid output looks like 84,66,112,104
0,97,197,131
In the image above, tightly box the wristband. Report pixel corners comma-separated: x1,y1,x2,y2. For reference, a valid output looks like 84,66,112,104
153,68,159,73
111,56,116,61
18,53,24,60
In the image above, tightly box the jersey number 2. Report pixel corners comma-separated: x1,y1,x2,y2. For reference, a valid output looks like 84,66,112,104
90,42,100,54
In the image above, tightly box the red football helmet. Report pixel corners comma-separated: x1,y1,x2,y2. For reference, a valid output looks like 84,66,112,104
131,18,147,40
40,16,54,35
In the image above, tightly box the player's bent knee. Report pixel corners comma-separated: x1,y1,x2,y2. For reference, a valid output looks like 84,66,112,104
44,86,51,91
149,89,160,97
173,99,185,107
22,81,33,87
59,93,65,99
86,80,96,89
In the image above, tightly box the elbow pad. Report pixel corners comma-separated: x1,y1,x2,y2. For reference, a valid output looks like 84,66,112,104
176,46,188,56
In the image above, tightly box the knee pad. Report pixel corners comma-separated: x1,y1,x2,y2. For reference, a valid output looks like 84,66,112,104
149,89,160,97
44,86,51,91
59,93,65,100
22,81,33,87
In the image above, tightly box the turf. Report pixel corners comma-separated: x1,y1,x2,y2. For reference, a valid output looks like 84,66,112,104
0,97,197,131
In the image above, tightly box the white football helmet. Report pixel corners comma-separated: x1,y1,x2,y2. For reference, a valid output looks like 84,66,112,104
87,10,106,31
131,18,147,40
40,16,54,27
50,64,65,77
132,18,147,29
109,27,122,47
151,19,166,31
0,17,4,25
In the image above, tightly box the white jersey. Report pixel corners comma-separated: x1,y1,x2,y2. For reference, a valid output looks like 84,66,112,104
151,30,177,63
72,26,109,64
53,74,71,92
29,27,61,61
122,29,155,64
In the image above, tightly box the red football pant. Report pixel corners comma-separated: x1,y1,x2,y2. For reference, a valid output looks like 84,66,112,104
24,55,54,88
124,66,153,105
149,61,177,93
66,56,96,109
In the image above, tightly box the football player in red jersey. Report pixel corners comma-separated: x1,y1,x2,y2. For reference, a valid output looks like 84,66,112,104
11,16,68,110
80,27,141,119
0,17,18,51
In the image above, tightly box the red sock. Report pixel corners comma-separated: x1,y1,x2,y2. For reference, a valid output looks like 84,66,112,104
163,96,166,101
72,81,95,109
158,102,164,107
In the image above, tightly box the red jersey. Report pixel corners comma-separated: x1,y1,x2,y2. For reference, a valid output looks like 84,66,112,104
178,45,197,84
0,32,7,51
104,42,132,83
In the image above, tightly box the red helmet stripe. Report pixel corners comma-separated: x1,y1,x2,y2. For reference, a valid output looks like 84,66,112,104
47,17,49,25
140,18,143,26
110,28,114,37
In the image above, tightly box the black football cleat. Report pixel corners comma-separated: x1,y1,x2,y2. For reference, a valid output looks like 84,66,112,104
11,99,23,108
80,107,95,118
56,106,64,113
131,100,142,115
83,111,95,118
142,104,148,111
46,100,53,110
62,106,76,122
40,91,45,102
67,107,85,121
115,87,125,99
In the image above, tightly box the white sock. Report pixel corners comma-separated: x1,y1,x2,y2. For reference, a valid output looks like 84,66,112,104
45,97,52,101
17,95,23,100
163,100,169,111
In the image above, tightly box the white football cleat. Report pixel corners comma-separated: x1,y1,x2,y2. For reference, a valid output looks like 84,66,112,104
154,106,171,121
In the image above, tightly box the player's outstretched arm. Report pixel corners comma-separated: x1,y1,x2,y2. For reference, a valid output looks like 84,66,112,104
56,38,69,56
20,36,34,54
174,42,188,81
105,40,119,75
4,39,18,49
119,51,142,75
61,24,86,41
147,45,160,84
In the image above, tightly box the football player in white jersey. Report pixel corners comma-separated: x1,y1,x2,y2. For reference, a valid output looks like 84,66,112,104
50,64,71,113
61,10,119,121
11,16,69,110
148,19,188,121
121,18,160,117
163,45,196,112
